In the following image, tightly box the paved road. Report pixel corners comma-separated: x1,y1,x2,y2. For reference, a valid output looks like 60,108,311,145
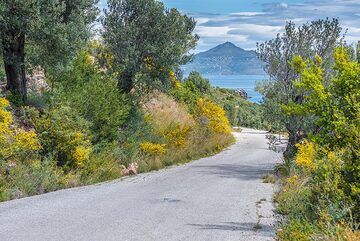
0,129,283,241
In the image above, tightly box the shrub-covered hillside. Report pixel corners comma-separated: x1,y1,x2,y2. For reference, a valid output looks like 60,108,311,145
0,46,239,201
0,0,267,202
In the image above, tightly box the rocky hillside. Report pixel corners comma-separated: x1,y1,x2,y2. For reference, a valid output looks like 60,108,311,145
183,42,265,75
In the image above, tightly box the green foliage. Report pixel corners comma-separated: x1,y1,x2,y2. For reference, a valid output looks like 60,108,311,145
26,106,93,170
209,88,269,129
257,18,343,156
278,219,315,241
276,49,360,240
286,49,360,150
184,72,211,94
0,0,98,71
0,0,98,100
103,0,198,93
285,48,360,219
172,72,213,112
54,51,131,143
80,143,123,185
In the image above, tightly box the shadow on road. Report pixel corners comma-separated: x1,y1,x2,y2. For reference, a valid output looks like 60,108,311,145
187,222,273,237
194,164,275,181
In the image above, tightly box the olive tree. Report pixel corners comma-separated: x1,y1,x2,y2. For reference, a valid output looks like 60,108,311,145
0,0,98,101
256,18,343,157
102,0,198,93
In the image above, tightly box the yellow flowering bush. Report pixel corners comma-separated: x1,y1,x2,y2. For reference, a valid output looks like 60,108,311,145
140,142,166,155
0,98,40,163
72,146,91,167
277,49,360,239
165,125,191,148
195,98,231,134
31,106,92,168
295,141,317,172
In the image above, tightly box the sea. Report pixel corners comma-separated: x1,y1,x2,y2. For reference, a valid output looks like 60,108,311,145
203,74,268,103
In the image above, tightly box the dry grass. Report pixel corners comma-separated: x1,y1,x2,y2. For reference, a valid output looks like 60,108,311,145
143,92,194,130
140,92,235,170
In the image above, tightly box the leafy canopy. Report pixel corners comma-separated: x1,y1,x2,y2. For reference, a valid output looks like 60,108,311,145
256,18,343,156
0,0,99,75
103,0,198,93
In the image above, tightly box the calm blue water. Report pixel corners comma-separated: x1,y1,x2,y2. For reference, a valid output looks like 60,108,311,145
203,75,268,103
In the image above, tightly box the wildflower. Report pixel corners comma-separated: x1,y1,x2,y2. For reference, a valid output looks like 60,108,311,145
295,141,316,171
195,98,231,134
73,146,91,167
140,142,166,155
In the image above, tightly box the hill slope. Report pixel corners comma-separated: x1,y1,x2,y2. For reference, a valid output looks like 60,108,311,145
183,42,265,75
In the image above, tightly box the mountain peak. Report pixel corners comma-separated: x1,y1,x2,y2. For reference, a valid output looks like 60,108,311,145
201,42,246,57
220,42,238,48
183,42,265,75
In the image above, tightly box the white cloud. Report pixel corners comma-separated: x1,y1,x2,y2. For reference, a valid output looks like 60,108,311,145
98,0,360,51
230,12,266,16
279,3,288,9
189,0,360,51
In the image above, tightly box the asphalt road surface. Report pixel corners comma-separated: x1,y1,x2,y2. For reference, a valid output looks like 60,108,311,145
0,129,284,241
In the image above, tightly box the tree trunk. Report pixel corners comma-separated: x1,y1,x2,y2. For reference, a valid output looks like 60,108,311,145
119,71,134,93
284,124,300,159
2,31,27,102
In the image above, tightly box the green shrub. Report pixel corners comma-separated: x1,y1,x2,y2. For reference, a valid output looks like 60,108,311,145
278,219,315,241
80,143,123,185
54,51,130,143
275,48,360,240
3,157,63,199
184,72,211,94
276,177,313,218
27,106,93,170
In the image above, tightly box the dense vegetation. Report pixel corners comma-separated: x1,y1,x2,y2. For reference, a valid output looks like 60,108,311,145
257,19,343,157
0,0,98,102
0,0,267,202
257,20,359,240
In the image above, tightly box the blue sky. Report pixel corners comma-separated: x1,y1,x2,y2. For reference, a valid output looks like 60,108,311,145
99,0,360,52
161,0,305,14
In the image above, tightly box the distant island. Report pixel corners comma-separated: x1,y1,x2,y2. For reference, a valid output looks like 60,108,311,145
183,42,266,75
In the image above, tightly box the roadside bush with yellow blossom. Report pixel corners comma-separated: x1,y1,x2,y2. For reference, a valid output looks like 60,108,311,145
295,141,317,172
277,142,357,240
140,142,167,155
0,98,40,164
195,98,231,134
28,106,93,169
276,49,359,240
137,92,234,172
164,124,191,148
